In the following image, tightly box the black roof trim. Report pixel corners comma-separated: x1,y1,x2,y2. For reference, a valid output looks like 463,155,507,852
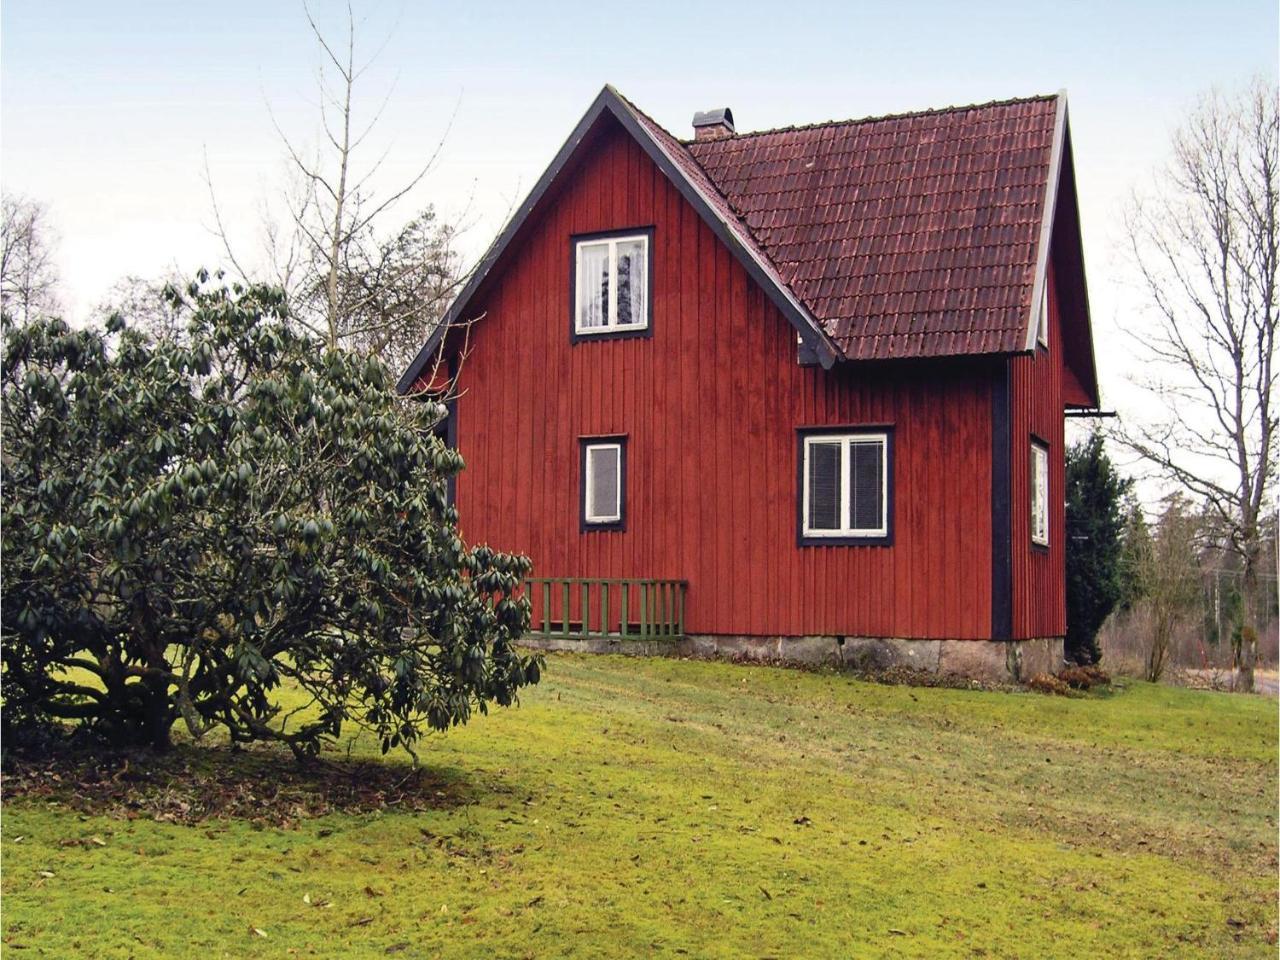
397,85,838,394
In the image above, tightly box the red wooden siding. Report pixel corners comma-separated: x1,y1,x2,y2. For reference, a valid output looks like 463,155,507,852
1009,263,1068,639
451,118,1007,641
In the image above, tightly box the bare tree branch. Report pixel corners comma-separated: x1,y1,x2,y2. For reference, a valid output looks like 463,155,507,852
1113,78,1279,691
1,193,62,321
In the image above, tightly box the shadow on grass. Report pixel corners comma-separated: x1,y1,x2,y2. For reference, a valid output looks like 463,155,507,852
2,740,480,827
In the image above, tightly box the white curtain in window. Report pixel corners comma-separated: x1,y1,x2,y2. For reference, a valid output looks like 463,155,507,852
615,238,646,326
1031,444,1049,544
578,242,610,329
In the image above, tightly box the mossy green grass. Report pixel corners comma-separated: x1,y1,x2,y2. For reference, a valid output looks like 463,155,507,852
3,654,1276,958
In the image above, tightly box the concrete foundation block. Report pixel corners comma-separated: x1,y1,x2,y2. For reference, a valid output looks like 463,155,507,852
838,637,942,673
522,636,670,657
524,632,1065,684
781,635,843,664
936,640,1014,683
1012,637,1066,679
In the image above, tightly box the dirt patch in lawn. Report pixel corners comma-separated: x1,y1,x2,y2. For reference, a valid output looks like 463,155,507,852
2,743,476,827
707,654,1019,692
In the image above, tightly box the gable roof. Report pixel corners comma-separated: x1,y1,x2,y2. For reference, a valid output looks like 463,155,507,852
399,86,1097,404
687,95,1064,361
398,85,841,394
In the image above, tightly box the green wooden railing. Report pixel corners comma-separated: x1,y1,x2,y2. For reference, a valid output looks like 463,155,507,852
526,578,687,642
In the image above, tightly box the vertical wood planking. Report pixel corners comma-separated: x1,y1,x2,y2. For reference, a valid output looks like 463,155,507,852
1009,263,1068,639
450,118,1008,642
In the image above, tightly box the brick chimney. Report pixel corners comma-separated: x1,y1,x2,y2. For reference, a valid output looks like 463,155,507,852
692,107,735,141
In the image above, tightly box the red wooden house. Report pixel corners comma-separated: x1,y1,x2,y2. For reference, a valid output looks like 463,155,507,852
398,86,1100,680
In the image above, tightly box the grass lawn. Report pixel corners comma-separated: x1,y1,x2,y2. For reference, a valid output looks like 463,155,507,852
3,654,1277,958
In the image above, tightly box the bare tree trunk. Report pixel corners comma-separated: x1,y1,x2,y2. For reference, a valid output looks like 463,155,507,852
1237,548,1260,691
1146,614,1171,682
322,5,354,348
203,1,467,367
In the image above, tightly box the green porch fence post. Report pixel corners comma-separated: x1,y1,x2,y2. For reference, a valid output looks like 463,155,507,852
540,580,551,638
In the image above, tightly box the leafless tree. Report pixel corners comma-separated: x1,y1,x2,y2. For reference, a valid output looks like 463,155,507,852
1118,79,1278,692
1,194,62,322
330,206,461,373
1133,497,1203,682
206,2,465,371
93,273,188,341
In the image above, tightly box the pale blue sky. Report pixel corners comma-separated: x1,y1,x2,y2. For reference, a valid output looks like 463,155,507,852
2,0,1277,434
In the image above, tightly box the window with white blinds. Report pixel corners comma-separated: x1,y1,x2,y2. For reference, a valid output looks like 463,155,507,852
582,439,625,528
1031,440,1049,546
801,431,889,540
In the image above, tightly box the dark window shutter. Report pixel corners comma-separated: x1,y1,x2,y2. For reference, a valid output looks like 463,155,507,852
807,442,842,530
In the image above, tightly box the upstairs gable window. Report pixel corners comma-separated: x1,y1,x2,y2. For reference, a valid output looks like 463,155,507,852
573,231,651,338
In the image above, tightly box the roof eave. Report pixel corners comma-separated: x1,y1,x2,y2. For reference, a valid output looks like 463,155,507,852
1023,91,1069,354
398,87,622,394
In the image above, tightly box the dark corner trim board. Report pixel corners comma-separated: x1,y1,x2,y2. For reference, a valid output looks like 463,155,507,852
443,354,459,507
442,397,458,508
794,425,895,547
568,226,656,344
579,435,627,533
991,362,1013,640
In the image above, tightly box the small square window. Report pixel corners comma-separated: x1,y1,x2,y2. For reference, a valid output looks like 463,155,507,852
1031,440,1049,547
581,437,626,530
573,232,651,338
799,430,891,544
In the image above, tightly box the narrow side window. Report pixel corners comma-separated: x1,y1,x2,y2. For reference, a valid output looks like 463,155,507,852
1031,439,1049,547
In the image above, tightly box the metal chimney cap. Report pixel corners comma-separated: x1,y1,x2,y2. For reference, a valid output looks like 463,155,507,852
692,107,735,133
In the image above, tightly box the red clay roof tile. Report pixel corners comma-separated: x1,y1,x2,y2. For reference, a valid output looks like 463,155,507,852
679,95,1060,360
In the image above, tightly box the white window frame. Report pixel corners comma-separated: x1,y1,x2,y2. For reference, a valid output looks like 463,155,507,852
574,234,649,335
1036,287,1049,347
583,442,623,525
801,432,889,539
1031,440,1049,547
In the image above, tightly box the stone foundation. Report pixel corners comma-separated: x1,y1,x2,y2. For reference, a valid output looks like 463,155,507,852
522,633,1065,684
